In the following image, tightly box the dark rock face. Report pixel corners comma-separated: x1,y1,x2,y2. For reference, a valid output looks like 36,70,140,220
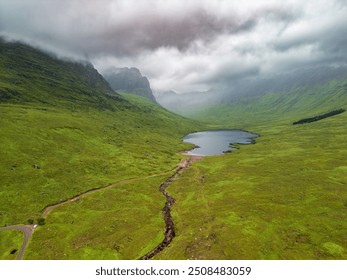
104,67,156,103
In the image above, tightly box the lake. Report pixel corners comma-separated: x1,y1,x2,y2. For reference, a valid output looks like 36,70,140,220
182,129,259,156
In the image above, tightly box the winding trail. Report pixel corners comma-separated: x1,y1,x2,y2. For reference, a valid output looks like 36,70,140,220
42,170,173,219
0,224,36,260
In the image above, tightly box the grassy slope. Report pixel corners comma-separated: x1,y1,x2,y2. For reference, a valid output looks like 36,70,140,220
154,79,347,260
0,38,123,108
0,230,23,260
25,175,168,260
0,40,201,259
0,101,198,225
0,98,200,259
193,78,347,128
23,94,200,260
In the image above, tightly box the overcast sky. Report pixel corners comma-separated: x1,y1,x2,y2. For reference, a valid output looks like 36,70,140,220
1,0,347,93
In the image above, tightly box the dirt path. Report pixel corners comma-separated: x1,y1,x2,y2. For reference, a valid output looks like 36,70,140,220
42,170,173,218
0,224,36,260
140,156,202,260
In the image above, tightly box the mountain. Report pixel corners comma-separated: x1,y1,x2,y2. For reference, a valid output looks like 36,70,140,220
0,38,201,261
218,65,347,101
191,74,347,127
157,65,347,116
0,38,124,110
103,67,157,103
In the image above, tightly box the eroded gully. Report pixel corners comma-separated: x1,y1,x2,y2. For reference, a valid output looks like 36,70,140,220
140,156,203,260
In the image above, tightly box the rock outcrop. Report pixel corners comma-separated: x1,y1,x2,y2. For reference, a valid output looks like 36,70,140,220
104,67,156,103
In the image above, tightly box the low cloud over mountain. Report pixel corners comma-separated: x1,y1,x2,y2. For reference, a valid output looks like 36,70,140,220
1,0,347,94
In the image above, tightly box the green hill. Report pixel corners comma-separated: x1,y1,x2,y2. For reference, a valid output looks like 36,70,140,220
191,77,347,128
0,39,201,259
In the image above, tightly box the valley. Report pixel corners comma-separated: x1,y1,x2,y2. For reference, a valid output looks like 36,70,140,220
0,38,346,260
157,82,347,259
155,111,347,259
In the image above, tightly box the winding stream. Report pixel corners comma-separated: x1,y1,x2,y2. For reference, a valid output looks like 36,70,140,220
140,157,193,260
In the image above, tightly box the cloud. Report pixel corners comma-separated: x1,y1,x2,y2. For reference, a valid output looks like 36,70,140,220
0,0,296,56
1,0,346,93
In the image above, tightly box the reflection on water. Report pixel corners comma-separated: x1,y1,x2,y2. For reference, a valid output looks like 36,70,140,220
182,130,258,156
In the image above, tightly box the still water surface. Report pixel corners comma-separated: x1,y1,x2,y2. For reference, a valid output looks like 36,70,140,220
182,130,258,156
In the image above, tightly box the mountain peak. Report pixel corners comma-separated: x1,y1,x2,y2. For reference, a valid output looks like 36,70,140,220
104,67,156,103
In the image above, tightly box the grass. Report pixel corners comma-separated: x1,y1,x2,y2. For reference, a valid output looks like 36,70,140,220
0,95,200,260
24,175,168,259
0,101,199,227
0,230,23,260
0,38,123,109
154,90,347,259
0,39,202,260
0,97,200,259
0,72,199,259
192,77,347,128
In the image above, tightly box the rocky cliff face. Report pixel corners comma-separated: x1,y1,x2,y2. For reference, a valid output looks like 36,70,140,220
104,67,156,102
